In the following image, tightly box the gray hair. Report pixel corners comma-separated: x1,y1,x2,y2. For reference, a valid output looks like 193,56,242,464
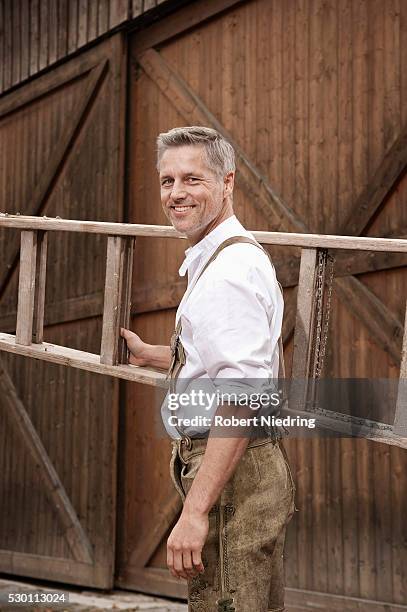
156,126,235,178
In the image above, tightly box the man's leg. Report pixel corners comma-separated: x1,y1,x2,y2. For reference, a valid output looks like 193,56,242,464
170,438,295,611
217,439,295,611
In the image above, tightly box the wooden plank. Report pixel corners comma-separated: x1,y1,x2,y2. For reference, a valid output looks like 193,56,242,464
11,0,21,86
0,281,295,340
57,0,69,59
270,250,407,290
87,0,98,41
394,301,407,435
116,571,407,610
341,121,407,237
0,551,99,587
0,357,93,564
357,437,376,599
341,438,359,596
77,0,88,48
143,0,157,10
137,48,307,233
0,332,167,386
131,0,144,18
67,0,79,54
333,250,407,280
0,1,3,94
373,441,393,601
282,289,298,344
284,587,407,611
97,0,110,36
3,0,12,91
29,0,40,76
48,0,58,65
336,0,353,235
129,491,182,567
131,0,245,54
390,444,407,604
334,275,403,364
116,566,186,599
0,215,406,252
119,237,135,363
20,0,30,81
0,60,108,302
39,0,49,71
0,292,104,333
15,231,37,346
101,236,135,365
101,237,122,365
291,248,318,384
32,231,48,343
3,250,403,330
131,277,186,314
109,0,130,28
0,45,101,120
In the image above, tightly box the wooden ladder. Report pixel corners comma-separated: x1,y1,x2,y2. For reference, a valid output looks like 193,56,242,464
0,213,406,446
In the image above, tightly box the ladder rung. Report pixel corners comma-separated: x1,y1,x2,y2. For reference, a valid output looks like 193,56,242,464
0,332,167,387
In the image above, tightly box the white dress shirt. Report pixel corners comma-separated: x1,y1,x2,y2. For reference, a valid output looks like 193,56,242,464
161,214,284,439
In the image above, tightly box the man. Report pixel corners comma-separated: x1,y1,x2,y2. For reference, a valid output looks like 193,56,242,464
121,126,295,611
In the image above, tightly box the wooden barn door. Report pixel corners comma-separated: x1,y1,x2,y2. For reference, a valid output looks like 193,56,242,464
0,34,127,588
117,1,407,609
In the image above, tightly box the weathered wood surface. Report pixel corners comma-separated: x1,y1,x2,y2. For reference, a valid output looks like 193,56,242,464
0,34,127,589
100,236,135,365
0,215,406,252
0,0,174,94
394,302,407,436
0,357,94,563
32,230,48,343
122,0,407,606
291,248,318,384
341,121,407,237
0,332,167,386
15,231,38,345
0,60,108,299
1,248,406,331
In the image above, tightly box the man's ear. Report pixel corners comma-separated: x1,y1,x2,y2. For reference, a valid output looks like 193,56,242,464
223,171,235,197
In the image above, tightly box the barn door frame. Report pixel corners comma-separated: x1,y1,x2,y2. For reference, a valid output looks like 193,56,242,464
0,33,127,588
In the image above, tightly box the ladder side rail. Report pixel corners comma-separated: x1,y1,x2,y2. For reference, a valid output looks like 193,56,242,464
100,235,135,366
33,230,48,343
15,231,38,345
290,247,318,412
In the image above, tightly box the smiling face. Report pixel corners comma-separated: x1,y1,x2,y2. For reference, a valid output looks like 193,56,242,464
159,145,235,245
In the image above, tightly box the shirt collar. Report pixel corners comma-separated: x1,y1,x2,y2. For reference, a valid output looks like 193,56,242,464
178,215,248,277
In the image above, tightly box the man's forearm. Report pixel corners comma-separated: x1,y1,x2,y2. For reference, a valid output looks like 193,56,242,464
182,404,253,516
183,436,249,515
141,344,171,369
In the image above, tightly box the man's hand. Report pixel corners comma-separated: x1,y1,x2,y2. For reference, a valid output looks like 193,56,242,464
120,327,172,369
167,507,207,580
120,328,150,366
